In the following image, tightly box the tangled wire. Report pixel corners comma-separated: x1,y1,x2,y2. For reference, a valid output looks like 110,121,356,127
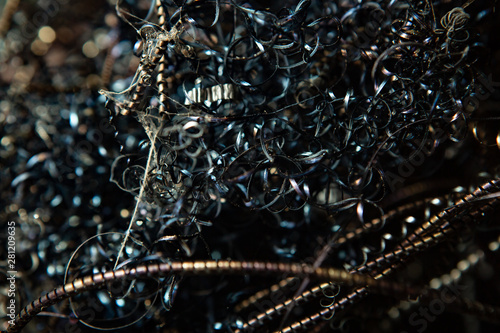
2,0,500,332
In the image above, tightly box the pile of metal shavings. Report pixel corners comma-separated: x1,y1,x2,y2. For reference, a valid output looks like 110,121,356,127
1,0,500,332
